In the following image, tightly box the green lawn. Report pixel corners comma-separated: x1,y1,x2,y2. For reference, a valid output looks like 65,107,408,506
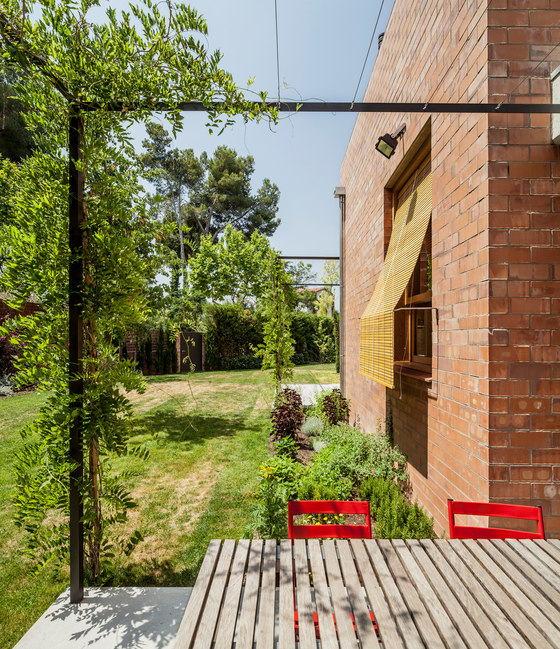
0,364,338,649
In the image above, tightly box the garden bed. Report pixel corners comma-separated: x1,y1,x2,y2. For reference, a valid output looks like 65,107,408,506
250,386,435,541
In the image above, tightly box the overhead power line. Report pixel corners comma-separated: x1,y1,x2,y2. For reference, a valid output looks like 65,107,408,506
274,0,281,104
352,0,386,106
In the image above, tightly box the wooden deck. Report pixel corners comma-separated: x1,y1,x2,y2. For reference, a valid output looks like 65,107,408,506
173,538,560,649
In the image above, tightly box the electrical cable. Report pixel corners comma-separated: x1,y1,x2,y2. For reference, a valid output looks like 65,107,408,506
351,0,386,106
499,41,560,108
274,0,281,105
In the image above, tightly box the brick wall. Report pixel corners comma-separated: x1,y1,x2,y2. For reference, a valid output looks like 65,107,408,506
341,0,560,536
487,0,560,536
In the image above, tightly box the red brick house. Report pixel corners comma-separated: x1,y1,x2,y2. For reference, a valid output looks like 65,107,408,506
340,0,560,537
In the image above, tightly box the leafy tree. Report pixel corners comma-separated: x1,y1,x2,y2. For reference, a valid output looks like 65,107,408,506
255,256,296,389
0,65,36,162
139,121,204,287
188,224,273,307
140,125,281,256
316,260,339,317
285,260,316,286
0,0,275,583
185,145,280,248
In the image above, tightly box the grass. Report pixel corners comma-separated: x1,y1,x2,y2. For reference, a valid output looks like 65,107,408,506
0,363,338,649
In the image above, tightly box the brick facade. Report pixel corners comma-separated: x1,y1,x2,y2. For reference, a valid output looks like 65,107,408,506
341,0,560,536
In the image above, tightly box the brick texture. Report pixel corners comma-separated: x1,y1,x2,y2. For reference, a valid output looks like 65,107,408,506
341,0,560,537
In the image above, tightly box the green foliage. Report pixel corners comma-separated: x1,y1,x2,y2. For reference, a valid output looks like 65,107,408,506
301,415,324,438
313,423,408,488
320,389,349,425
181,144,280,251
309,388,350,425
0,66,36,162
255,256,295,388
273,436,299,460
291,312,336,364
203,303,263,371
189,225,275,307
358,478,434,539
0,0,277,583
333,310,340,373
298,469,353,502
202,305,334,371
270,388,303,442
249,455,303,539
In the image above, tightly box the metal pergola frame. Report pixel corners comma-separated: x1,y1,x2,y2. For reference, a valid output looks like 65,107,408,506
68,100,560,602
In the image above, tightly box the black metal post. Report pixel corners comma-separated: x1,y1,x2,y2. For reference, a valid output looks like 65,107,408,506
69,111,84,603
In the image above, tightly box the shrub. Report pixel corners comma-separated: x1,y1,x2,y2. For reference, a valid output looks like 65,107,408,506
273,436,299,460
309,388,350,425
358,478,434,539
271,388,303,442
301,415,324,437
223,354,262,370
291,352,307,366
203,303,263,371
290,312,336,364
298,471,352,502
0,315,24,377
249,454,304,539
315,423,408,488
322,389,349,425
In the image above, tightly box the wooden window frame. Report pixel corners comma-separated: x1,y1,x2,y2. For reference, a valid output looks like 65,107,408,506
393,148,432,379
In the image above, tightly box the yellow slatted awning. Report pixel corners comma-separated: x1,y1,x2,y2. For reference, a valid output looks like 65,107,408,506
360,161,432,388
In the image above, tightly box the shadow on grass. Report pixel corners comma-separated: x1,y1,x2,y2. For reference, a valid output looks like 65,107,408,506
131,409,243,447
143,374,196,384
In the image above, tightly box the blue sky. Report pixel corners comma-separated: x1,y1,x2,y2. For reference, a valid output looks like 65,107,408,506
120,0,395,280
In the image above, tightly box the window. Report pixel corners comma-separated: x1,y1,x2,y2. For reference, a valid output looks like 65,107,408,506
359,151,432,388
396,223,432,374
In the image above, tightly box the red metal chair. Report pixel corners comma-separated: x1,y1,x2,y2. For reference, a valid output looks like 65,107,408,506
448,499,545,540
288,500,374,640
288,500,372,539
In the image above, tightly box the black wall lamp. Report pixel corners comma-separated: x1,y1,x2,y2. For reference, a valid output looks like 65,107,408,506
375,123,406,158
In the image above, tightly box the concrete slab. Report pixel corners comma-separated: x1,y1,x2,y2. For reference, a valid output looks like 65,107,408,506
285,383,339,407
14,587,191,649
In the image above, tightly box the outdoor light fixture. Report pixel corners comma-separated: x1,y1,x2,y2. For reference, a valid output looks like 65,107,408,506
375,123,406,158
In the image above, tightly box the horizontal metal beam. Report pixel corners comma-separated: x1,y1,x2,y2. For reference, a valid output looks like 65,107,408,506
81,101,560,114
280,256,340,260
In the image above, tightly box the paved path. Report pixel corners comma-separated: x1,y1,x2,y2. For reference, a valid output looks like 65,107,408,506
285,383,339,406
15,587,192,649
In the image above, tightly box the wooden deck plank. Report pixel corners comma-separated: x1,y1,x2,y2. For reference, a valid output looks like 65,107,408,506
450,540,553,649
293,539,317,649
278,539,296,649
515,540,560,581
255,540,277,649
336,540,380,649
307,539,339,649
487,540,560,620
350,540,406,649
466,540,560,649
393,539,470,649
363,540,425,649
533,539,560,565
322,538,359,649
213,540,250,649
173,539,223,649
235,540,263,649
427,540,530,649
378,539,446,649
409,540,506,649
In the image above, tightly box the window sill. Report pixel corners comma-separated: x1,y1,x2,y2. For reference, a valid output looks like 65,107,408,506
394,362,432,383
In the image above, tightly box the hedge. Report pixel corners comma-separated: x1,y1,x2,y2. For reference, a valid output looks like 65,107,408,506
203,304,336,371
